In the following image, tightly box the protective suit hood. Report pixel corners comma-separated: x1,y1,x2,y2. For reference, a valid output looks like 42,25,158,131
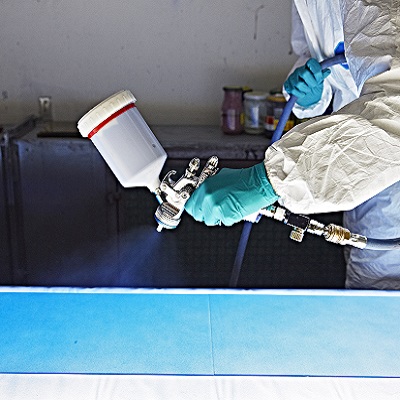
342,0,400,91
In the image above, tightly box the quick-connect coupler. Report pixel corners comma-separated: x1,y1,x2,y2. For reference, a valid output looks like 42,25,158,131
154,156,219,232
323,223,367,249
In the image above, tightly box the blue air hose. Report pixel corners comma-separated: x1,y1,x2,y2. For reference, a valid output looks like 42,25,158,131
271,53,347,143
365,238,400,251
229,53,399,287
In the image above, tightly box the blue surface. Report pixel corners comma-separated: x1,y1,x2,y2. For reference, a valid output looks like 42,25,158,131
0,292,213,375
210,293,400,377
0,289,400,377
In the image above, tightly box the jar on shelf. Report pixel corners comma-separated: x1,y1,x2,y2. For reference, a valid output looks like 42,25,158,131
244,91,268,134
221,86,244,135
265,93,295,137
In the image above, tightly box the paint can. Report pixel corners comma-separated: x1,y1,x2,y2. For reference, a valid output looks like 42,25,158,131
77,90,167,192
244,91,268,134
221,86,244,135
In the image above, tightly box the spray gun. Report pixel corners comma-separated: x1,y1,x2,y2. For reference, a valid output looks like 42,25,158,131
154,156,219,232
77,90,219,233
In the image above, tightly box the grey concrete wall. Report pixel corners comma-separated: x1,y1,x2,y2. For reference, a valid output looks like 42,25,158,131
0,1,297,125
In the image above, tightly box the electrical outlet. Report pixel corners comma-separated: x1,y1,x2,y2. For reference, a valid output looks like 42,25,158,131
39,96,52,121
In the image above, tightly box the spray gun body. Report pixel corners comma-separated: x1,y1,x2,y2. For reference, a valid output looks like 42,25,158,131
154,156,219,231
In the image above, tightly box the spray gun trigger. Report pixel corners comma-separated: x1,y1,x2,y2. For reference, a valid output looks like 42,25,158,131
165,170,177,185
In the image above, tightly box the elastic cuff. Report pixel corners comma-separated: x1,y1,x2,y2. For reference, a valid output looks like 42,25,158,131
254,163,279,204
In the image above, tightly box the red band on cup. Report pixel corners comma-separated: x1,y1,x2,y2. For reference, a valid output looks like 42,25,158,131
87,103,135,139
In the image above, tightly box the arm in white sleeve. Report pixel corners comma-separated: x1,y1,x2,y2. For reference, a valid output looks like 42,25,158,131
266,67,400,215
285,0,362,118
284,1,334,118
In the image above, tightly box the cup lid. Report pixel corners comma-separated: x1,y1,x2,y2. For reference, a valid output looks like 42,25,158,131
244,91,268,100
77,90,136,137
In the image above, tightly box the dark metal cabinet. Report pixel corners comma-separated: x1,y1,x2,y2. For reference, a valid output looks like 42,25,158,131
1,119,346,288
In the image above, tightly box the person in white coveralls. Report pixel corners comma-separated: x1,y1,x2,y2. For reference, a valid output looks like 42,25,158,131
185,0,400,290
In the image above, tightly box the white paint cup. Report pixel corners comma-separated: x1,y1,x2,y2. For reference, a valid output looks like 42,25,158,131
77,90,167,192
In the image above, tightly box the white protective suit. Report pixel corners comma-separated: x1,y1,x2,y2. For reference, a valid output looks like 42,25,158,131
264,0,400,290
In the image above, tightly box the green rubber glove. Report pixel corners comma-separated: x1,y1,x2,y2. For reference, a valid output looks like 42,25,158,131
284,58,331,108
185,162,279,226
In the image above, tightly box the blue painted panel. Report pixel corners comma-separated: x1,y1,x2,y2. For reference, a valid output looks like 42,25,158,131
0,292,213,375
210,292,400,377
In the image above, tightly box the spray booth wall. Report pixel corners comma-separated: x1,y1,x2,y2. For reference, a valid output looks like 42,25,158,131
0,1,297,126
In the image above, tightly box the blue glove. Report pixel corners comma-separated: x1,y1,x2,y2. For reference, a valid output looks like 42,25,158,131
284,58,331,108
185,162,279,226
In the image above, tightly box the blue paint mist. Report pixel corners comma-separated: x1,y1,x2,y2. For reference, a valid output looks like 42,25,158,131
117,225,182,287
28,223,183,288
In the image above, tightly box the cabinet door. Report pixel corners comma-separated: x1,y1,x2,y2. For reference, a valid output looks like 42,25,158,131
16,136,120,286
0,132,12,283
